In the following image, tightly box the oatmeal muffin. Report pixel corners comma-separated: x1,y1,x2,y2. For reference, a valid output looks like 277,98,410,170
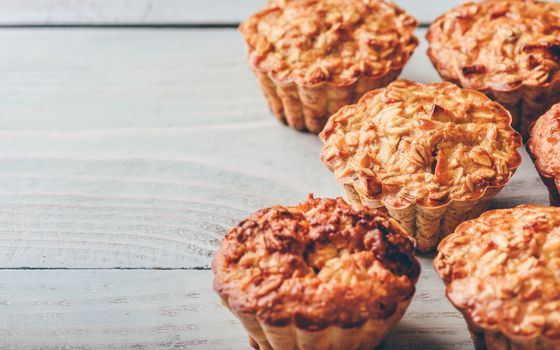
527,103,560,206
212,195,420,350
434,205,560,350
239,0,418,134
426,0,560,138
320,80,522,252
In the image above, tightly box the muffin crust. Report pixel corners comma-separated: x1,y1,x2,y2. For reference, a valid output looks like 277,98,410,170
426,0,560,136
435,205,560,344
527,103,560,205
212,195,420,330
427,0,560,90
240,0,418,86
320,80,522,210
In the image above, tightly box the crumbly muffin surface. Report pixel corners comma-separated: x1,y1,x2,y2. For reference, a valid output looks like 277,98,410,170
528,103,560,179
320,80,521,209
212,195,419,330
239,0,418,85
427,0,560,91
435,205,560,339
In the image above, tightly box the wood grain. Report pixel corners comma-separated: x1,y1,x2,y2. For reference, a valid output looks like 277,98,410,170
0,267,473,349
0,13,552,350
0,0,468,26
0,0,266,26
0,28,548,269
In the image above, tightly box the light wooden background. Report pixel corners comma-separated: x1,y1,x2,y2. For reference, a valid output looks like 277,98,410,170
0,1,552,349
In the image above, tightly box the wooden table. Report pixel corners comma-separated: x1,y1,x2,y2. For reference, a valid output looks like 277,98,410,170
0,1,552,349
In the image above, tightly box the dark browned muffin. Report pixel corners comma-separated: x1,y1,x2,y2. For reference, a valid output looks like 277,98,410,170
212,195,420,350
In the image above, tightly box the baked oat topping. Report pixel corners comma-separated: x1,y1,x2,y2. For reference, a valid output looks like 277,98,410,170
427,0,560,90
435,205,560,339
527,103,560,179
212,195,419,329
320,80,522,209
239,0,418,85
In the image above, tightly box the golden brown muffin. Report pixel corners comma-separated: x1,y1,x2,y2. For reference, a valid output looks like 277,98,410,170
239,0,418,134
319,80,522,252
434,205,560,350
212,195,420,350
527,103,560,206
426,0,560,138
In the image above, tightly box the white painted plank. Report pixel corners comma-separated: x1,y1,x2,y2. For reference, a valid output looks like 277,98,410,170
0,28,439,131
0,28,549,268
2,1,559,26
0,267,473,349
0,0,466,26
0,0,267,25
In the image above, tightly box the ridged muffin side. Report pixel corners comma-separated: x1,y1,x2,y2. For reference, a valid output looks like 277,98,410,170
240,0,418,134
320,80,522,252
435,205,560,350
212,195,420,350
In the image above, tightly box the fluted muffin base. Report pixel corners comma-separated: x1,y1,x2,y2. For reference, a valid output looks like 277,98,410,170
464,316,560,350
223,297,412,350
344,184,502,252
253,68,402,134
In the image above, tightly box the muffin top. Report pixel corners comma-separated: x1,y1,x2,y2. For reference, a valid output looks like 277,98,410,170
527,103,560,182
212,195,420,330
435,205,560,339
427,0,560,92
239,0,418,86
320,80,522,209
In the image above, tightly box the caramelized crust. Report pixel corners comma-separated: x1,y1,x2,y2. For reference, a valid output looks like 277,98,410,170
527,103,560,204
239,0,418,86
212,195,420,330
427,0,560,92
435,205,560,341
427,0,560,138
319,80,522,209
